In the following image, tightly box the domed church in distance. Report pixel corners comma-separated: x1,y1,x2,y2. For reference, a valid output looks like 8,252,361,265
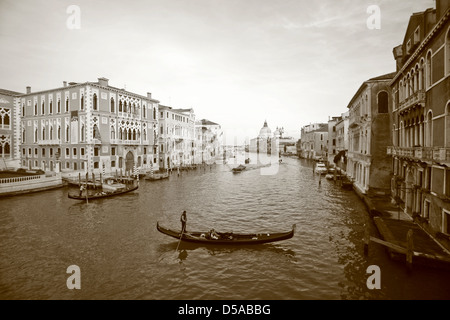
249,120,279,155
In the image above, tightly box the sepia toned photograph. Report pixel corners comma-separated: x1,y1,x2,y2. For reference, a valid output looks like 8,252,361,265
0,0,449,305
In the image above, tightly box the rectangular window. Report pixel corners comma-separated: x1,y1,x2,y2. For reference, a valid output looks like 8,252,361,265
94,147,99,156
66,148,70,157
81,148,85,156
443,209,450,235
425,167,432,190
414,27,420,44
42,148,45,157
73,148,77,157
423,200,430,219
406,39,412,54
445,168,450,198
111,160,116,167
94,162,99,169
111,147,116,156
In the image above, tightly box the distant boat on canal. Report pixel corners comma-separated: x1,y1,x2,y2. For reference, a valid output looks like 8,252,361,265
232,165,246,173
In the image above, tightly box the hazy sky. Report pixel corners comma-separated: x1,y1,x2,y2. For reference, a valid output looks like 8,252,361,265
0,0,435,144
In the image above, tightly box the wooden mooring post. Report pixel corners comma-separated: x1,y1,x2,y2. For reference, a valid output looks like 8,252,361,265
406,229,414,272
367,228,415,271
364,223,370,255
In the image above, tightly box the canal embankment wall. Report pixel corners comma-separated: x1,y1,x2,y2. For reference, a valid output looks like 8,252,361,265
0,173,63,197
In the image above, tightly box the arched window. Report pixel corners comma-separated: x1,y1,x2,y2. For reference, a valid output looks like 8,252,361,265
65,98,69,112
143,129,147,141
80,125,85,142
419,59,425,90
22,129,26,143
41,101,45,115
110,98,115,113
49,101,53,114
393,124,397,147
80,95,84,110
3,113,9,126
378,91,389,113
93,93,98,111
34,129,38,142
66,125,70,142
50,126,53,140
42,127,46,140
426,51,432,89
119,100,123,112
400,121,404,147
446,27,450,76
58,126,61,140
119,128,123,140
446,102,450,147
128,129,132,140
426,111,433,147
4,142,10,156
57,99,61,113
111,126,115,140
93,124,100,139
22,103,25,116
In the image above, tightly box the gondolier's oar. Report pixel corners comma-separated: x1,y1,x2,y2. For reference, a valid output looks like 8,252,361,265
175,225,185,252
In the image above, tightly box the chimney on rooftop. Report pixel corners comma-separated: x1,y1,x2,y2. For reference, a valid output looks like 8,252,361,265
147,92,152,99
63,81,67,87
98,77,109,87
26,86,31,94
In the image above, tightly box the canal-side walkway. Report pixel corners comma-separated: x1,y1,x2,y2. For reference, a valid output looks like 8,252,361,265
354,190,450,270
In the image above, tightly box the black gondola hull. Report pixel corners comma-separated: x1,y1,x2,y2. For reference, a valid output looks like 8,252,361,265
157,222,295,245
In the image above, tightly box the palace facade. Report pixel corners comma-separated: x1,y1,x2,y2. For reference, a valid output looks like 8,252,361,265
19,77,160,176
387,1,450,243
158,105,196,169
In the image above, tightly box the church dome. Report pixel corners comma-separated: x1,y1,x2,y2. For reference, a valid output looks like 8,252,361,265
259,120,272,138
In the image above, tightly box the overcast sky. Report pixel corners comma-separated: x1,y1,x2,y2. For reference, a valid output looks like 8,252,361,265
0,0,435,144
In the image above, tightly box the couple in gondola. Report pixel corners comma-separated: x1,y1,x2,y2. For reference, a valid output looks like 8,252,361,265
180,211,219,240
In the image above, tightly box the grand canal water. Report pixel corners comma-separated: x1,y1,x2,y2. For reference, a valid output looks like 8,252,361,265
0,156,449,300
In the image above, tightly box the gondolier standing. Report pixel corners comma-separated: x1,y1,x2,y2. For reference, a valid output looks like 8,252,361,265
180,211,187,232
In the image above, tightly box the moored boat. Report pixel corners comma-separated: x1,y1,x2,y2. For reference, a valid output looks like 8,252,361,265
145,172,169,181
68,184,138,200
156,222,296,245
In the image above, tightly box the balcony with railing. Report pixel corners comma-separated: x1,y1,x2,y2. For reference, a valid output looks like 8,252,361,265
397,90,425,114
387,146,450,163
37,139,61,145
109,139,141,145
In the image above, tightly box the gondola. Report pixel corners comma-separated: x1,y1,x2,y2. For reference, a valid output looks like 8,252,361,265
68,185,139,200
156,222,296,245
145,172,169,181
232,165,246,173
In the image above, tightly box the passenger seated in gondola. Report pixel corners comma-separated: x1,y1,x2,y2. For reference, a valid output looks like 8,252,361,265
209,229,219,240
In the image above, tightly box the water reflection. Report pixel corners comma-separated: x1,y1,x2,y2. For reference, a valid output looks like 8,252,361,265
158,242,296,263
